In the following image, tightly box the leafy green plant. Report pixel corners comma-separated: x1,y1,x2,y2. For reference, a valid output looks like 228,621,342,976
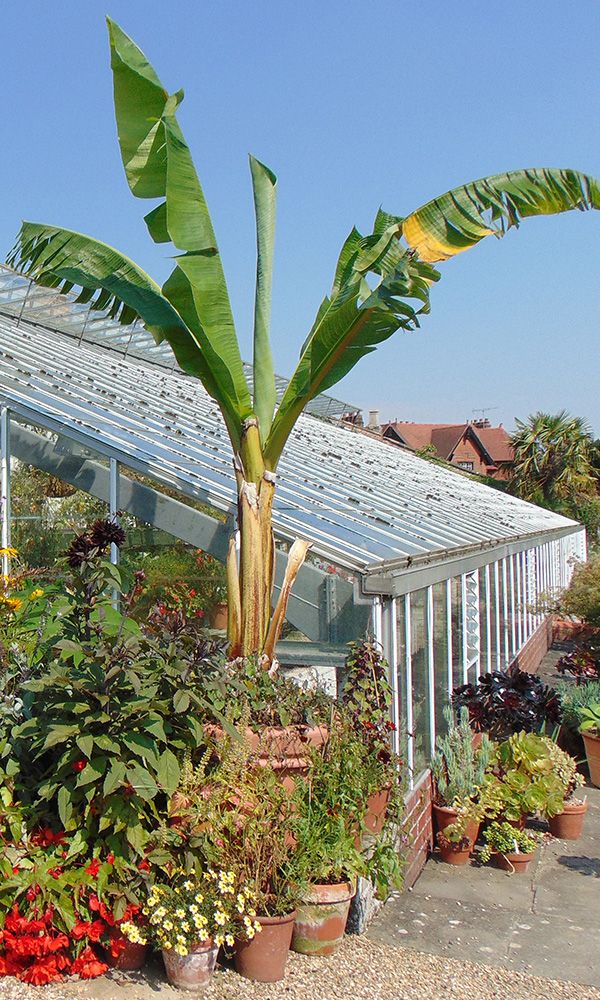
578,703,600,735
494,732,566,819
431,707,494,807
540,737,585,800
558,680,600,731
480,821,542,863
177,730,302,917
560,555,600,627
9,17,599,664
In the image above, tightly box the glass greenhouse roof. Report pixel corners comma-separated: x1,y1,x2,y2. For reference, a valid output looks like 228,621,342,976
0,266,579,577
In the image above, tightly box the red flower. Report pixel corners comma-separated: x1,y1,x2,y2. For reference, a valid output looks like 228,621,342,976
137,859,150,872
71,945,108,979
106,853,115,865
72,759,87,773
26,885,41,902
19,955,65,985
48,866,63,880
30,826,66,847
85,859,101,878
72,919,105,943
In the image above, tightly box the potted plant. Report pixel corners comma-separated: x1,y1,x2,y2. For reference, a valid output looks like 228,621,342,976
541,737,587,839
480,822,542,874
453,667,562,741
492,731,566,825
435,829,473,866
578,703,600,787
290,722,366,956
431,706,494,847
339,638,398,834
200,655,332,790
183,732,300,983
122,870,259,990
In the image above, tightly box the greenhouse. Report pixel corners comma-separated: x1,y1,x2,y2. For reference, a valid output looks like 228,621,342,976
0,263,585,785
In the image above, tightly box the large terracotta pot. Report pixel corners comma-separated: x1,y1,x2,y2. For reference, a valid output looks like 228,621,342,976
162,940,219,990
206,723,328,792
549,799,588,840
234,911,296,982
494,851,536,875
291,881,355,957
433,803,480,845
582,731,600,788
210,602,228,630
105,928,148,971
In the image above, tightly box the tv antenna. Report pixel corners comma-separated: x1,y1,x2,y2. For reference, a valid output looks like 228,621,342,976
472,406,499,422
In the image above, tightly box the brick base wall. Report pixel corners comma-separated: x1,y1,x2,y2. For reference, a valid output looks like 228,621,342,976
402,770,433,889
510,618,553,674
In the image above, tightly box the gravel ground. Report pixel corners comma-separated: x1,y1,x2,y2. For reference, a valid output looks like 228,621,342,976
1,937,598,1000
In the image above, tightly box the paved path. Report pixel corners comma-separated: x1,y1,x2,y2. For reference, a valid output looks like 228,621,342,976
369,785,600,989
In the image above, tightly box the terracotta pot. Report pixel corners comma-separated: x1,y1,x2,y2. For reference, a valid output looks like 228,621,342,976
438,841,473,866
206,723,328,793
210,601,228,630
363,786,391,836
494,851,536,874
292,881,355,956
582,731,600,788
234,911,296,982
549,799,588,840
162,940,219,990
105,928,148,971
433,804,480,845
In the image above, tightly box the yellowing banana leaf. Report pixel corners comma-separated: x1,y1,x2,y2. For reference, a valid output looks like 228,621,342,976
402,167,600,262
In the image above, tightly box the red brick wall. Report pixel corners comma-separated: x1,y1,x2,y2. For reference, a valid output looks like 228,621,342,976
403,770,433,889
510,618,553,674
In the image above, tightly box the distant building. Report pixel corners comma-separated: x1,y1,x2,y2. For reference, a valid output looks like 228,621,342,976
381,418,514,480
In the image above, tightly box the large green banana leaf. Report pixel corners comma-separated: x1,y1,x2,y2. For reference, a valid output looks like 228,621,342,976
7,223,245,448
107,18,252,431
401,167,600,262
264,167,599,468
249,156,277,444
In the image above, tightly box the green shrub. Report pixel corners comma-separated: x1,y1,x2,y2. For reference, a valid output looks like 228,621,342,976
558,680,600,731
561,555,600,627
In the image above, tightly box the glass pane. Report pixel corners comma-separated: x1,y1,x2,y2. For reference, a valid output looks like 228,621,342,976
450,576,463,690
410,588,430,773
10,415,109,568
478,566,489,674
432,581,451,736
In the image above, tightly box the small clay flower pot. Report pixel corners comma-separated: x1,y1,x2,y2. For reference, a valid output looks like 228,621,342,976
234,911,296,982
162,940,219,990
105,928,148,971
549,799,588,840
438,841,473,866
292,882,355,956
494,851,536,875
582,731,600,788
210,601,228,630
433,804,479,845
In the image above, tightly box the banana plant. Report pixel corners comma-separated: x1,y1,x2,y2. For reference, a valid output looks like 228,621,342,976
8,19,600,666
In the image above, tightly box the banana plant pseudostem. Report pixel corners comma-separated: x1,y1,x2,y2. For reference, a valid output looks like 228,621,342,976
8,19,600,667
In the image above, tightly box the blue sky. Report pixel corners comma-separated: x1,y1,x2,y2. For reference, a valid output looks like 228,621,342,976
1,1,598,432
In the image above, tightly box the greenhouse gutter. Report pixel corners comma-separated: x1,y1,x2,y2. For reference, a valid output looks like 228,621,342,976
361,522,584,597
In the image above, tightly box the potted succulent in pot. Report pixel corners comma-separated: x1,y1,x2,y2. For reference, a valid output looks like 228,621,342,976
492,731,566,826
578,703,600,788
541,737,587,839
431,706,494,849
435,829,474,866
291,722,366,956
480,822,543,875
122,869,260,990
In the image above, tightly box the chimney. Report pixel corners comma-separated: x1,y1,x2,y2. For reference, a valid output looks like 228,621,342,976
367,409,380,432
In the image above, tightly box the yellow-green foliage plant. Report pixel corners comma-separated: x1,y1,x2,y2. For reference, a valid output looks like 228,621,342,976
9,19,600,665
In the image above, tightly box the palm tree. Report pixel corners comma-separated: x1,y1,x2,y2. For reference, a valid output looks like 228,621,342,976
8,20,600,665
510,411,596,505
